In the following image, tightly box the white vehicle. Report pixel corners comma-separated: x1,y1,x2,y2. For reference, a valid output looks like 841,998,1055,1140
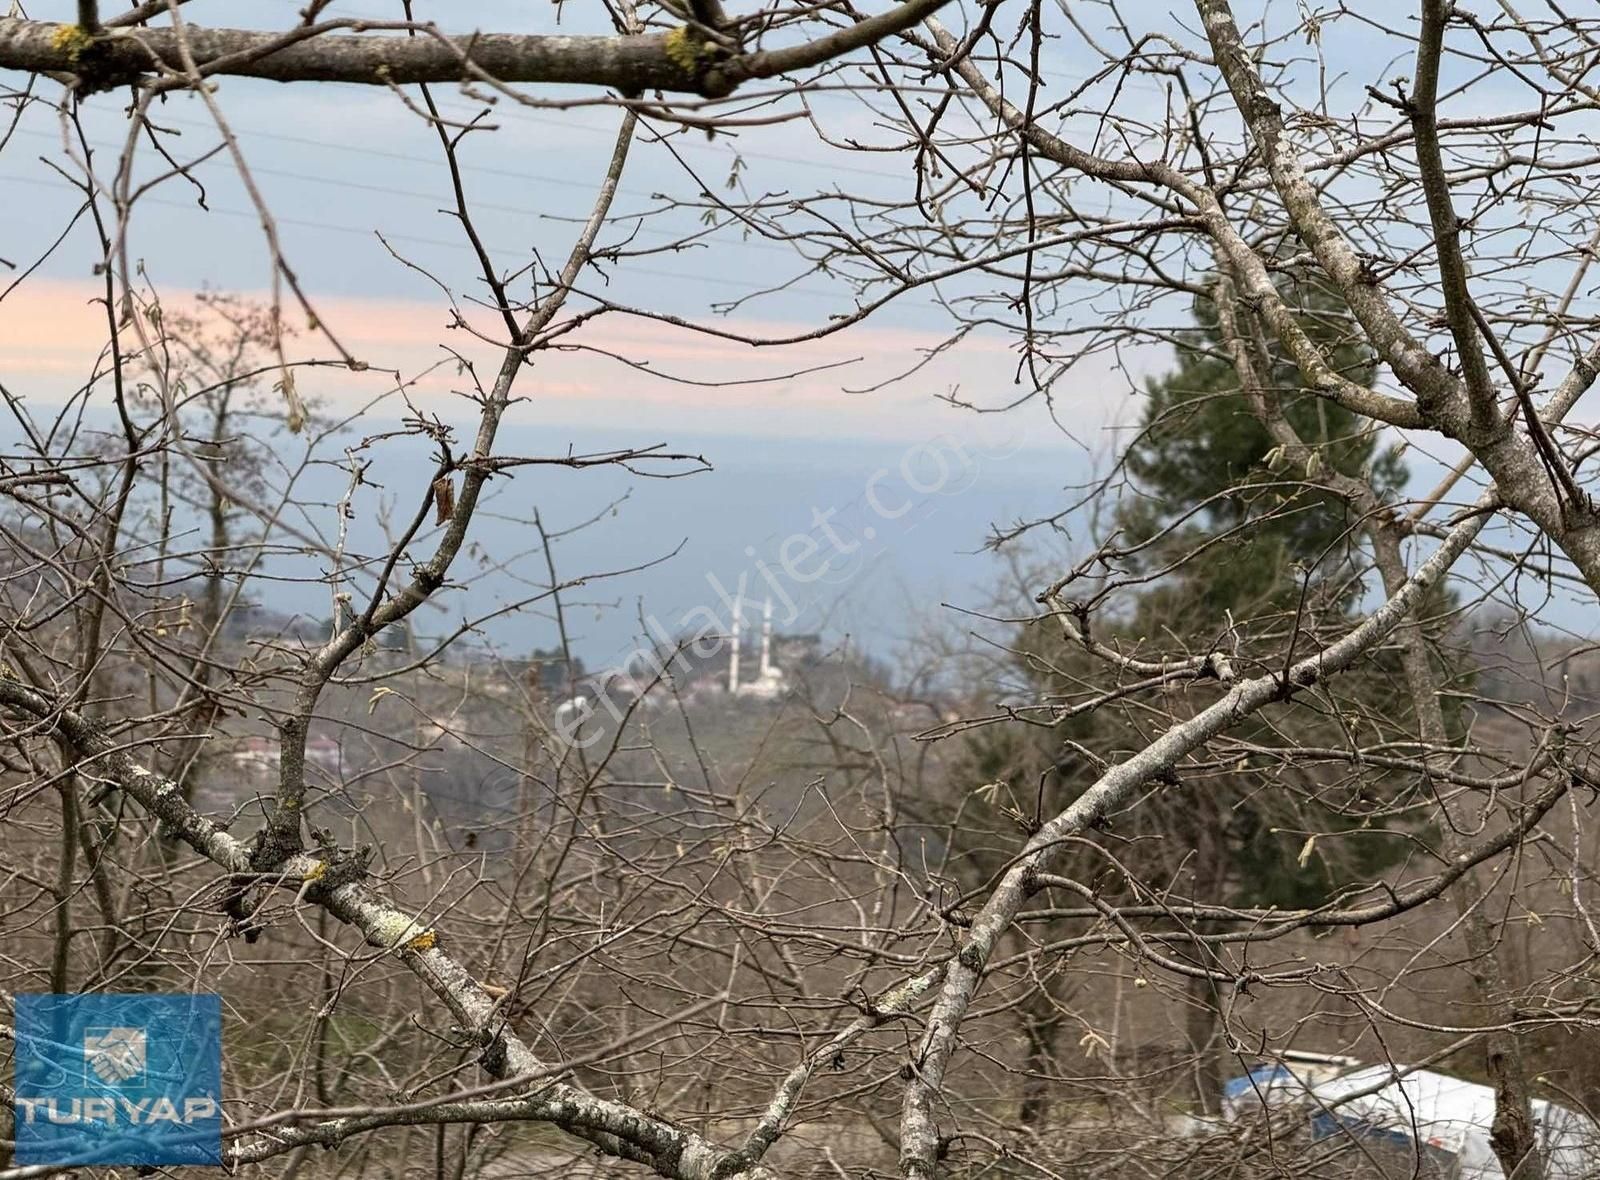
1222,1055,1598,1179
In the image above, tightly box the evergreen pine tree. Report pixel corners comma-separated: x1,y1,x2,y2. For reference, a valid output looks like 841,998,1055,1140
957,280,1434,1114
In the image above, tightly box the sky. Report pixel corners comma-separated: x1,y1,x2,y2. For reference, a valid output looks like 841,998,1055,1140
3,1,1594,673
0,4,1152,671
1,275,1139,669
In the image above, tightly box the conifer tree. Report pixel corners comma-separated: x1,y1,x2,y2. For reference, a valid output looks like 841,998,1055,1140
959,280,1427,1114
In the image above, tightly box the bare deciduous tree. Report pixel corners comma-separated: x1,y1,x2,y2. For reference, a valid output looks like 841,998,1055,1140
8,3,1600,1180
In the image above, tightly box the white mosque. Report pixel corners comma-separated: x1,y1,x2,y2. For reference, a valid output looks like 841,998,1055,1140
728,596,786,700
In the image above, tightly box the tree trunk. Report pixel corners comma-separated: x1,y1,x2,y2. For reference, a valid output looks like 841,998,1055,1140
1183,795,1230,1114
1017,978,1066,1126
1184,961,1225,1115
1372,527,1545,1180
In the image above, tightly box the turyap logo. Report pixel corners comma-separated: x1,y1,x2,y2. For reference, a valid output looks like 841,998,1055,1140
12,994,224,1166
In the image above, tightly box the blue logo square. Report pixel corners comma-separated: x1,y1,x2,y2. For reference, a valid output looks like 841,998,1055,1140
12,993,224,1167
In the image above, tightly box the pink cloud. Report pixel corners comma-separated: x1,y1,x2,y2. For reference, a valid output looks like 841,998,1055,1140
2,280,1137,445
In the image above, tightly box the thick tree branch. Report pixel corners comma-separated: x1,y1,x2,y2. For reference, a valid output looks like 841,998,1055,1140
920,16,1431,432
0,672,777,1180
0,2,951,96
1409,0,1499,437
1191,0,1469,427
1187,0,1600,609
895,503,1492,1179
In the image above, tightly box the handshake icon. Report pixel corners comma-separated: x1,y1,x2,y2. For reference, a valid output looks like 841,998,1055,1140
84,1027,147,1085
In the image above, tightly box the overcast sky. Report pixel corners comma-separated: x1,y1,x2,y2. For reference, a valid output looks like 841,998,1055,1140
1,1,1168,670
5,2,1591,668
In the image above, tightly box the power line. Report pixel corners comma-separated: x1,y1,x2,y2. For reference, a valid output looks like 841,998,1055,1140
126,102,1151,219
0,167,861,302
22,107,1152,235
5,123,812,259
5,98,1155,312
94,88,919,184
